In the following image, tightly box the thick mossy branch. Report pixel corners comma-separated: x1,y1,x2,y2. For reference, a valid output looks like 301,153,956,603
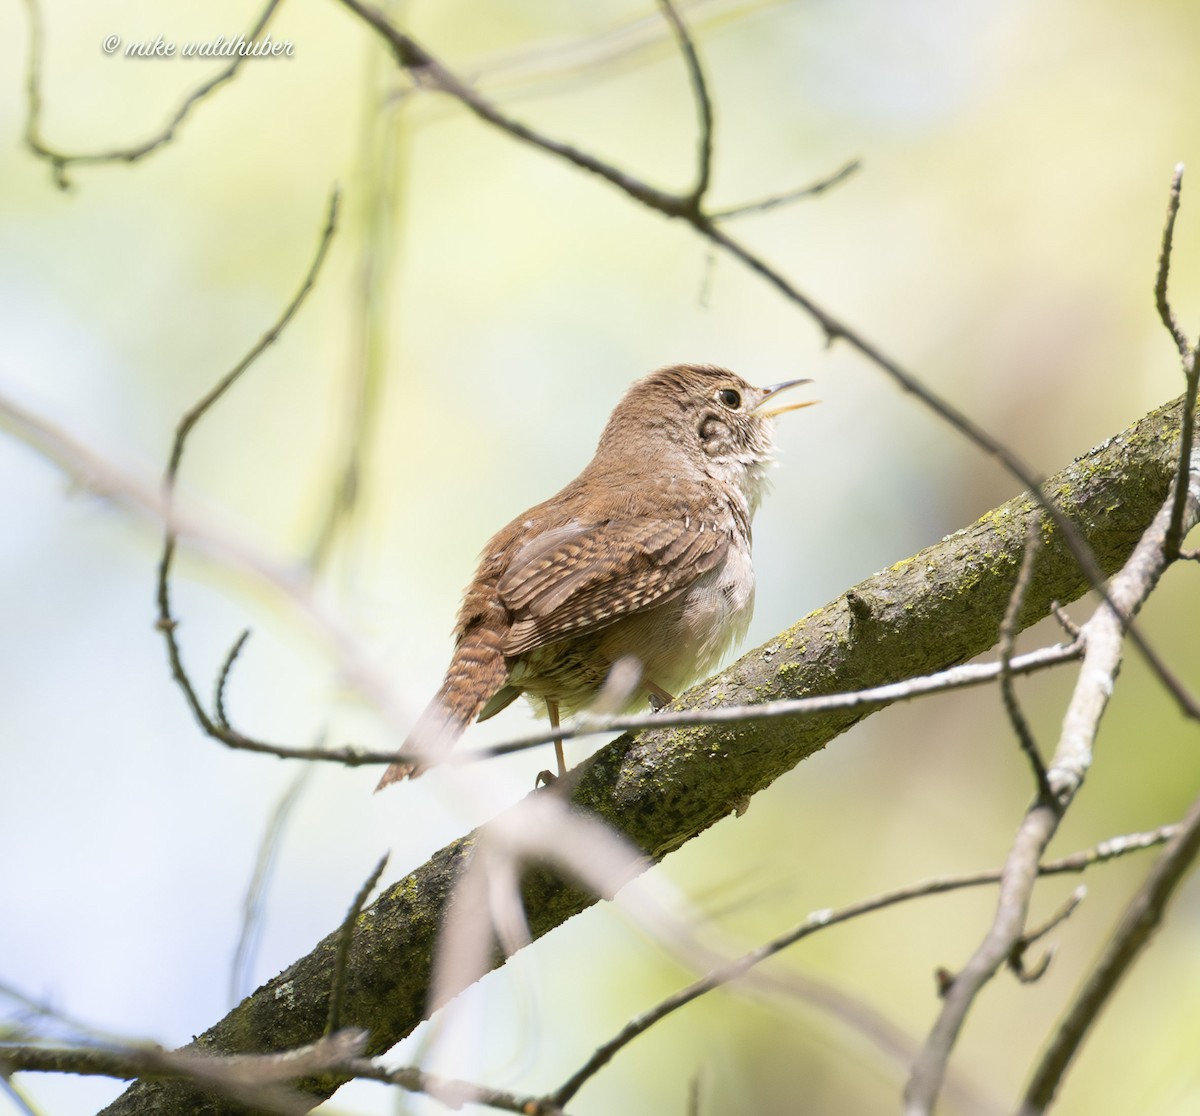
99,395,1194,1116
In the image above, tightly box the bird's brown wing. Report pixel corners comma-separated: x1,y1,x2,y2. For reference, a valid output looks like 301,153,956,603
497,518,728,657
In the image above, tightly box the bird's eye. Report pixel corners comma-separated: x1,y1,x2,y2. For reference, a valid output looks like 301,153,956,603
717,388,742,409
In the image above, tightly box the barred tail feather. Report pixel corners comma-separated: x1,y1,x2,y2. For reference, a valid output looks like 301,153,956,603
375,631,510,790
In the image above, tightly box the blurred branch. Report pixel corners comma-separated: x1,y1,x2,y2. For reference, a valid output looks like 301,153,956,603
0,1033,566,1116
97,394,1198,1116
903,444,1200,1116
0,384,412,762
326,853,389,1037
0,1079,40,1116
21,0,284,189
459,0,786,105
2,1030,369,1116
230,767,313,1007
309,37,407,570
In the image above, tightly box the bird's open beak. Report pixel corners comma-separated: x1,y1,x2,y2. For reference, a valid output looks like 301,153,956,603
755,378,819,419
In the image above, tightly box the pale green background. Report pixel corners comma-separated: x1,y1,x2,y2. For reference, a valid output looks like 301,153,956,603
2,1,1199,1114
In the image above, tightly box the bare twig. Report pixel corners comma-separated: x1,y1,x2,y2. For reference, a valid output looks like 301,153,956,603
335,0,687,213
549,825,1177,1108
155,189,348,760
711,158,862,219
1167,365,1199,555
1154,164,1190,355
214,631,252,729
22,0,284,189
1049,601,1080,639
447,638,1084,765
1020,793,1200,1114
340,1059,567,1115
326,853,389,1036
657,0,713,206
1007,885,1085,984
1153,165,1200,563
903,450,1200,1115
998,518,1052,800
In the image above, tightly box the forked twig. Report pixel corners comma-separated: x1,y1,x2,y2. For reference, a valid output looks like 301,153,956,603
22,0,284,188
155,190,348,761
997,518,1052,801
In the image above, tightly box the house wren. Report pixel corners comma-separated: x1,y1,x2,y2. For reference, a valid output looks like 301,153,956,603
377,363,814,789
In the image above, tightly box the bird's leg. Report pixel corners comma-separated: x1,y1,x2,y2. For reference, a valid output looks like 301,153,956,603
549,699,566,777
536,698,566,788
646,681,675,712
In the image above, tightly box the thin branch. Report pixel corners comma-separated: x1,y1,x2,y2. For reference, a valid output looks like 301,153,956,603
549,826,1177,1108
1154,164,1190,355
656,0,713,206
998,518,1052,801
1154,164,1200,561
22,0,284,189
903,451,1200,1116
1166,346,1198,560
335,0,686,213
1049,601,1080,639
214,631,252,728
452,638,1083,765
155,189,343,758
340,1060,567,1115
1007,885,1085,984
711,158,861,219
326,853,389,1037
1020,793,1200,1114
163,190,339,485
